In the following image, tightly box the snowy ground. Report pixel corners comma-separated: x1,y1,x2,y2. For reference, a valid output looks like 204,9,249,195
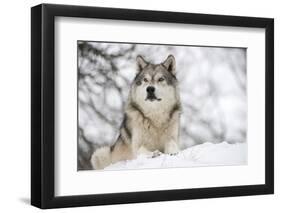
104,142,247,170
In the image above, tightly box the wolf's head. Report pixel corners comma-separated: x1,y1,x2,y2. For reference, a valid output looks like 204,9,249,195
130,55,180,113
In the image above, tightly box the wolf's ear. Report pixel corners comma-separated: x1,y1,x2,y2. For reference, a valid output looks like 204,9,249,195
163,55,176,75
136,55,148,72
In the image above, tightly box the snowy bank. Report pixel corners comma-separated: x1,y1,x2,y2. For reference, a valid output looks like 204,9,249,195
104,142,247,170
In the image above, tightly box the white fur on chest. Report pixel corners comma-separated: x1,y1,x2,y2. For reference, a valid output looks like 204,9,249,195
132,110,178,152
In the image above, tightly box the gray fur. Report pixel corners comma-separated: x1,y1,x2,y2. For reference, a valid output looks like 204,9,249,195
91,55,182,170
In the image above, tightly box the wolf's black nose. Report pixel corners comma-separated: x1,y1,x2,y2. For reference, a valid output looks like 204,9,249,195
146,86,155,93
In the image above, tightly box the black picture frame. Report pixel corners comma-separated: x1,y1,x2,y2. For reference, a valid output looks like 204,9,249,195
31,3,274,209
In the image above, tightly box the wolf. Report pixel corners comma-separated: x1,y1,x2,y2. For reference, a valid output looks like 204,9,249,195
91,55,182,169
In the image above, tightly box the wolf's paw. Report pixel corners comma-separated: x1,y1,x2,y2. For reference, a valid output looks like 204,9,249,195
169,152,178,156
152,150,162,158
164,141,179,156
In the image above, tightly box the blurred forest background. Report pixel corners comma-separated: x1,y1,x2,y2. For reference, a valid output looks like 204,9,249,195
78,41,247,170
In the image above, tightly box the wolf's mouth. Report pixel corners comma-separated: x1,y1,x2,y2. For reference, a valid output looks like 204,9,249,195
145,94,162,102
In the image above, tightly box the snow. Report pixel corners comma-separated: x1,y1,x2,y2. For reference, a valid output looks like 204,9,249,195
104,142,247,170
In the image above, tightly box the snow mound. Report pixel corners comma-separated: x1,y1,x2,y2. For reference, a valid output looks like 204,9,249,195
104,142,247,170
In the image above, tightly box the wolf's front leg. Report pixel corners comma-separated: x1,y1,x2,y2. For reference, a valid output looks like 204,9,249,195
164,141,179,155
137,146,151,155
164,114,180,155
137,146,162,158
131,125,162,158
132,141,161,158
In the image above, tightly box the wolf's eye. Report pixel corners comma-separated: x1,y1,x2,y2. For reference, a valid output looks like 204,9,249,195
158,77,165,82
143,78,148,82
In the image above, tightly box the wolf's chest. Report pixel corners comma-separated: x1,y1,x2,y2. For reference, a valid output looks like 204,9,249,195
136,118,171,151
